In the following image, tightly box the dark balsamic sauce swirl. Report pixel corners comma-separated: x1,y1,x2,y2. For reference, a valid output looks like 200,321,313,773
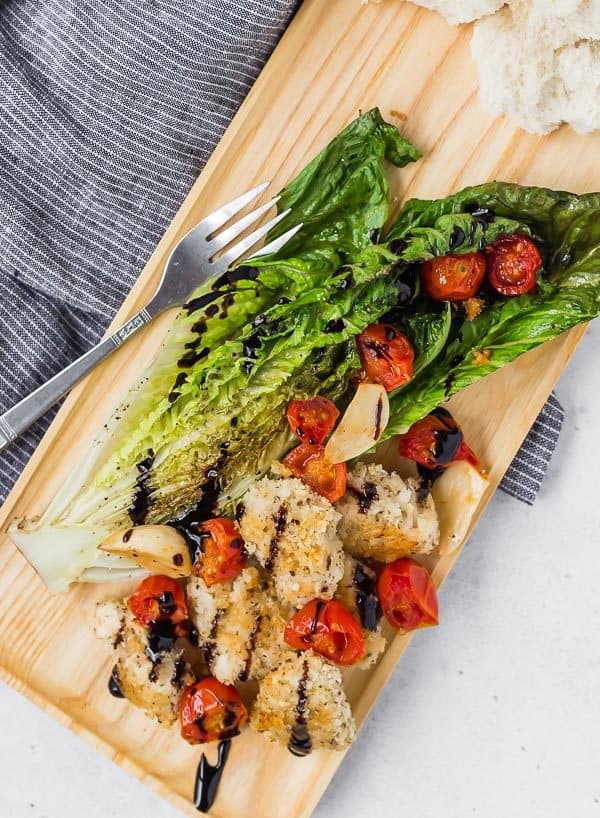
288,659,312,757
108,665,125,698
416,407,464,501
265,503,287,571
350,482,379,514
353,564,382,632
193,740,232,813
128,451,155,525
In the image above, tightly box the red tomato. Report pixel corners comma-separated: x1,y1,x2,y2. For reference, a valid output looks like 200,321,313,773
420,252,486,301
180,677,247,744
485,233,540,296
286,396,340,445
284,442,347,503
397,408,479,471
453,438,479,468
377,558,439,631
128,575,189,630
284,599,365,665
357,323,414,392
194,518,246,586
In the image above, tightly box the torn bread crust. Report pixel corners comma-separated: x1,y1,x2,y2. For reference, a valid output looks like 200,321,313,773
95,600,194,726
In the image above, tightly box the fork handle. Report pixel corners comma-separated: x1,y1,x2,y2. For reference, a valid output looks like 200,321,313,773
0,307,154,454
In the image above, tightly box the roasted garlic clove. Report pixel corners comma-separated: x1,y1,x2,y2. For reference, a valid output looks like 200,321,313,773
324,383,389,464
99,525,192,578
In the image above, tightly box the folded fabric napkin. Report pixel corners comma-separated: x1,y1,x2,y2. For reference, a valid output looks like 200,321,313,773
0,0,562,506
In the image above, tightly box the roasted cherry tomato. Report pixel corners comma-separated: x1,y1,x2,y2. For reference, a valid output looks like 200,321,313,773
180,677,247,744
377,558,439,631
194,518,245,586
485,233,541,296
284,599,365,665
284,442,347,503
128,575,189,630
286,396,340,445
420,252,486,301
397,407,479,470
357,323,414,392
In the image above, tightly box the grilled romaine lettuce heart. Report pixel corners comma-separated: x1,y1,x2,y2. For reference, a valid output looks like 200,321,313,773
10,109,420,592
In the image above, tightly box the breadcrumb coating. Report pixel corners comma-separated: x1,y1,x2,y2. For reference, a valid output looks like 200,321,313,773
187,568,291,684
250,652,356,751
95,599,194,726
336,462,439,562
238,476,344,608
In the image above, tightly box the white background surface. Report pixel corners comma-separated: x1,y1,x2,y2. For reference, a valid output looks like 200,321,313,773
1,326,599,818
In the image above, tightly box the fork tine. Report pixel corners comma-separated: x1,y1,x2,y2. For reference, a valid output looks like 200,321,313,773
212,208,292,270
250,223,304,259
196,181,271,235
207,195,280,253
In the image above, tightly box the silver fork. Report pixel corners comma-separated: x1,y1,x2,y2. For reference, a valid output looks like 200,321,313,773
0,182,302,454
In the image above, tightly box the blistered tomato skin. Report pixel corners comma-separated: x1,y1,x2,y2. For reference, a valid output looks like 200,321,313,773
397,408,479,471
128,575,189,630
180,677,248,744
194,518,246,586
377,558,439,632
284,599,365,665
486,233,541,296
420,252,486,301
356,323,414,392
286,397,340,445
284,442,347,503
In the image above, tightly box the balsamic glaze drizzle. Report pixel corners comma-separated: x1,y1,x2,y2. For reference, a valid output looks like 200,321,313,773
416,407,465,501
449,225,466,251
193,740,232,813
170,446,230,561
374,395,384,440
351,481,379,514
108,665,125,698
288,659,312,757
353,564,382,632
239,614,262,682
266,503,287,571
324,318,345,333
129,451,155,525
146,620,176,682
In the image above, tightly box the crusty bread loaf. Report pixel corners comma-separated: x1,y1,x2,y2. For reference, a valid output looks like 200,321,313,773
406,0,503,24
365,0,599,134
472,1,600,134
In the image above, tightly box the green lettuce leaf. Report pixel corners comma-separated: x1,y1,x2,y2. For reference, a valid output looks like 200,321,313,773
383,183,600,435
10,110,420,591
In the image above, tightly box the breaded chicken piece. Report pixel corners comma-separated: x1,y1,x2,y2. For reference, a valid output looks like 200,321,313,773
95,600,194,726
336,462,439,562
187,567,291,685
336,555,386,669
251,652,356,752
238,476,344,608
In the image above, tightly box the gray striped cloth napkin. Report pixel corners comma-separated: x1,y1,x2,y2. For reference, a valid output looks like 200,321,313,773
0,0,563,507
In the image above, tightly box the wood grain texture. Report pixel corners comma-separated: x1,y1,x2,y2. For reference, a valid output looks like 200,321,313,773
0,1,598,816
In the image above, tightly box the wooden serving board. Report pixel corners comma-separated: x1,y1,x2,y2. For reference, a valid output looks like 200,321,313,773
0,1,598,816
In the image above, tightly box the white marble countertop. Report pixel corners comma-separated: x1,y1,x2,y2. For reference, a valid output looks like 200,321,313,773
1,325,598,818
